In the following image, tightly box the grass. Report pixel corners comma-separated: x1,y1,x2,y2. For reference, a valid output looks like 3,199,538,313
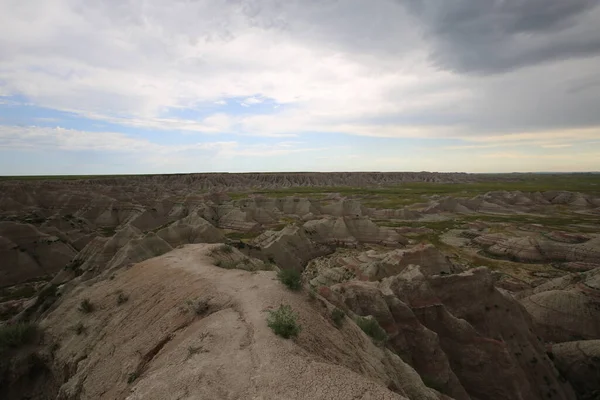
78,298,94,313
209,244,234,256
99,227,117,237
331,308,345,328
277,269,302,291
267,304,302,339
225,174,600,205
225,231,262,241
0,323,39,354
355,316,387,343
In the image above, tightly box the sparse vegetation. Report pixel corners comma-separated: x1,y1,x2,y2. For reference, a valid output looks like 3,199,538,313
355,316,387,343
116,291,129,305
331,308,345,328
99,226,117,237
277,268,302,291
210,244,234,255
187,344,207,357
73,322,86,335
0,323,39,354
78,298,94,313
186,299,209,315
214,260,237,269
127,371,139,384
267,304,302,339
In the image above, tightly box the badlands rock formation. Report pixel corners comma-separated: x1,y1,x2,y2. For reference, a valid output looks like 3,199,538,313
323,266,575,400
550,340,600,399
519,268,600,343
4,245,442,400
1,173,600,399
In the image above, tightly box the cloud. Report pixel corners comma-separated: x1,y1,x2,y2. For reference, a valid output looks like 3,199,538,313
403,0,600,74
0,125,323,158
1,0,600,173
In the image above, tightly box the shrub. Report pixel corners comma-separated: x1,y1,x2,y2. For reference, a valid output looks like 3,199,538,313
355,316,387,343
210,244,234,256
74,322,86,335
331,308,345,328
267,304,302,339
116,292,129,305
78,298,94,313
277,269,302,291
186,299,209,315
0,323,39,353
127,371,139,384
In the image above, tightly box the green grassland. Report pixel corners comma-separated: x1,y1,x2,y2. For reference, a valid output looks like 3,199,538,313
229,174,600,205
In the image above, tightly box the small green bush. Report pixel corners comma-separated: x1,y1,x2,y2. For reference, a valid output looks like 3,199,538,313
267,304,302,339
356,316,387,342
331,308,345,328
0,323,39,353
78,298,94,313
277,269,302,291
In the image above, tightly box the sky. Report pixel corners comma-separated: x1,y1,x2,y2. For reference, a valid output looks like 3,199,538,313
1,0,600,175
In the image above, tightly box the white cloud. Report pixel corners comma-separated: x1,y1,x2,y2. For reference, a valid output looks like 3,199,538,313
0,0,599,173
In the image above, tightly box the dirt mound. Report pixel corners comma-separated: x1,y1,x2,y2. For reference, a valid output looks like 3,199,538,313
33,244,445,400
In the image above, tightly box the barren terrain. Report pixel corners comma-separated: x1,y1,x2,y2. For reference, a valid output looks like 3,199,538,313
1,172,599,399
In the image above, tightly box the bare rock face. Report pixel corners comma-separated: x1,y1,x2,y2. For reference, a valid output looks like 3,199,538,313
156,212,224,247
31,245,447,400
474,234,600,264
0,222,76,286
487,237,546,262
251,225,332,271
326,267,576,400
304,216,406,247
306,245,457,287
550,340,600,399
519,268,600,342
217,208,260,231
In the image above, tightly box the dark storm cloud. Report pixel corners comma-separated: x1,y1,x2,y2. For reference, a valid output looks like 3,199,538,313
402,0,600,73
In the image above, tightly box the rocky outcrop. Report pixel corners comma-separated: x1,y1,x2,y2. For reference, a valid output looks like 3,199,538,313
304,216,406,247
519,268,600,342
0,222,76,286
33,244,444,400
550,340,600,399
325,266,576,400
306,245,457,287
156,212,224,247
474,234,600,264
251,226,332,271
